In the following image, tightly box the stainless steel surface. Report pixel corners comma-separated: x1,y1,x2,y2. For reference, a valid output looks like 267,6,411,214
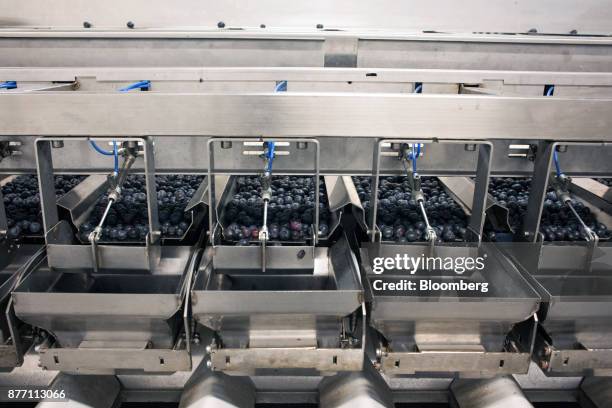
319,362,393,408
1,93,612,140
1,0,612,403
451,376,533,408
36,373,120,408
361,243,541,377
580,377,612,408
180,362,255,408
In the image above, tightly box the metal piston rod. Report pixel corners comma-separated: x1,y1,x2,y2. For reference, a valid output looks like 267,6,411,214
88,144,138,272
399,143,437,254
551,170,599,272
258,141,275,273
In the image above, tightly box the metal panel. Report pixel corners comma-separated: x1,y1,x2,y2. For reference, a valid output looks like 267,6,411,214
381,351,530,376
0,37,324,68
1,93,612,140
209,348,364,373
39,348,191,373
3,67,612,86
358,39,612,71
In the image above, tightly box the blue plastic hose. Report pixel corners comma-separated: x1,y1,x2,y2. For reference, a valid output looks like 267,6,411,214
89,140,114,156
0,81,17,89
112,141,119,175
275,80,287,92
266,141,276,173
119,80,151,93
89,140,119,175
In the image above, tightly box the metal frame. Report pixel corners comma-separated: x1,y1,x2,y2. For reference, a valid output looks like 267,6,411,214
369,139,493,243
1,1,612,399
35,136,161,270
206,137,320,247
1,93,612,140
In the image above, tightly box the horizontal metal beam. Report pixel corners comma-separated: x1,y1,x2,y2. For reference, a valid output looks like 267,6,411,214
1,93,611,140
2,67,612,86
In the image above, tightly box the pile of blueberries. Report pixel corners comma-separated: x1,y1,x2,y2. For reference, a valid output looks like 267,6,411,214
222,176,331,245
487,177,610,241
353,176,469,243
78,174,203,242
2,175,84,239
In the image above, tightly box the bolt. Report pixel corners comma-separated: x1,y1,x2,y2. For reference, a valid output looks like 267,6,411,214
193,333,201,345
126,21,135,29
83,21,92,28
217,21,226,28
376,348,383,358
51,141,64,149
206,360,212,368
316,23,324,29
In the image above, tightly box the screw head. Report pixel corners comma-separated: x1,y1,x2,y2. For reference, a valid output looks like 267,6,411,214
206,360,212,368
528,28,538,33
83,21,92,28
260,24,266,28
126,21,135,29
316,23,324,29
217,21,226,28
570,29,578,35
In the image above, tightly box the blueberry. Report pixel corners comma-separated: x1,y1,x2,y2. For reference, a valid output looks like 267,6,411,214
279,227,291,240
406,230,419,242
382,226,394,240
127,228,138,239
7,226,21,239
442,230,456,241
28,222,42,234
319,223,329,236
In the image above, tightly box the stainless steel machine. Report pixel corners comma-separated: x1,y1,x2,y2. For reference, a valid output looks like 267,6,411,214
0,0,611,407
